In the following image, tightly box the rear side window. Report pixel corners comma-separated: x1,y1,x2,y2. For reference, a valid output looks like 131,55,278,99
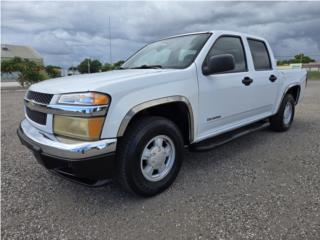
206,36,247,73
248,39,272,70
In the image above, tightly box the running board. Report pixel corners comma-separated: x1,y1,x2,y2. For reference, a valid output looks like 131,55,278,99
189,121,269,152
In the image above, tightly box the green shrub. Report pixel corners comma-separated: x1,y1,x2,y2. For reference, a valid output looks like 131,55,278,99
78,59,102,73
1,57,49,86
45,65,61,78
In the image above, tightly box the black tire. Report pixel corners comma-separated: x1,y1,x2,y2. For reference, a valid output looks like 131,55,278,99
116,116,184,197
270,94,295,132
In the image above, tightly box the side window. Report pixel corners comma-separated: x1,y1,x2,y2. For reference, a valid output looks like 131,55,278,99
206,36,247,73
247,39,272,70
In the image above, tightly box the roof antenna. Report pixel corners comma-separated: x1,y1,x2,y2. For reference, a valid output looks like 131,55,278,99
108,16,112,65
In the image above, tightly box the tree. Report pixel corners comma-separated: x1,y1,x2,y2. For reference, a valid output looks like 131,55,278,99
68,66,78,71
101,61,125,71
45,65,61,78
102,63,112,72
91,60,102,72
277,54,315,65
292,54,315,64
1,57,48,86
78,58,102,73
1,57,25,72
113,60,125,69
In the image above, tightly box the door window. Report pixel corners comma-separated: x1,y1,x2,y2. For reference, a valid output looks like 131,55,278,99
248,39,272,70
206,36,247,73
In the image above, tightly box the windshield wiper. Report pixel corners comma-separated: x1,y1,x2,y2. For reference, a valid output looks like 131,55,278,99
130,64,163,69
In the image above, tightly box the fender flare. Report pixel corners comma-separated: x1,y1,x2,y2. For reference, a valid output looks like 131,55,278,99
117,96,195,142
276,83,301,112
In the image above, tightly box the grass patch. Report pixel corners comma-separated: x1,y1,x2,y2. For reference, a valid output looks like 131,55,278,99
307,71,320,80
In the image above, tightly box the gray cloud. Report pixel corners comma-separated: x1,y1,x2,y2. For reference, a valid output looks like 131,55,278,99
2,1,320,68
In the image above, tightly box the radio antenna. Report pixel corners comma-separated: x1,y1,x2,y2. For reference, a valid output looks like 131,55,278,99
108,16,112,65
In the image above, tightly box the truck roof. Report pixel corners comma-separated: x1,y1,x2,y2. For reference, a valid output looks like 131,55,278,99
161,30,268,43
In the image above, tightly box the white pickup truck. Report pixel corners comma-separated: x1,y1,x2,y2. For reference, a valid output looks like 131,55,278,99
18,30,307,196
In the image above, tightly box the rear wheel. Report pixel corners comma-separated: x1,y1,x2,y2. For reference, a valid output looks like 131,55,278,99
116,116,184,197
270,94,295,132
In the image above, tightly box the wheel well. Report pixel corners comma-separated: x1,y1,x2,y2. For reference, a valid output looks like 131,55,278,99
286,85,301,104
124,102,191,144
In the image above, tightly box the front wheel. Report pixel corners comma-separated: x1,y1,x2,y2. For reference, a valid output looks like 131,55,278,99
116,116,184,197
270,94,295,132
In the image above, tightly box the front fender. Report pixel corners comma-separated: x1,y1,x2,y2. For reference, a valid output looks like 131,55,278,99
99,68,199,140
116,96,194,142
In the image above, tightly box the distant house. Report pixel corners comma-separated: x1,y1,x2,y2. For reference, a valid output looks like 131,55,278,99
278,62,320,72
67,67,80,76
302,62,320,72
1,44,43,64
277,63,302,70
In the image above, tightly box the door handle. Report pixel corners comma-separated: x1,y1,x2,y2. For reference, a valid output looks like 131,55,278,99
242,77,253,86
269,74,277,82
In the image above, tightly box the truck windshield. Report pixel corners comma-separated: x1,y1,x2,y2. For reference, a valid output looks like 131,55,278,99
121,33,211,69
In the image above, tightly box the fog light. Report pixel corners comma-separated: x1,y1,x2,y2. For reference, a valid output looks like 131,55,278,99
54,115,104,140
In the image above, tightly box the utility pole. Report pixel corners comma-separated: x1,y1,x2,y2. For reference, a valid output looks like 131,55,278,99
87,59,90,73
108,16,112,65
300,53,303,64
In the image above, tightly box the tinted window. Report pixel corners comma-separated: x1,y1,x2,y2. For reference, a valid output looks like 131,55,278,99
248,39,272,70
206,36,247,73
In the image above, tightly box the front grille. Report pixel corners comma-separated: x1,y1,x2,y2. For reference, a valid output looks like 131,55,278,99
26,107,47,125
26,91,53,105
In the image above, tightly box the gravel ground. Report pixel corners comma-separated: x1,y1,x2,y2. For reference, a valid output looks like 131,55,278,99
1,82,320,240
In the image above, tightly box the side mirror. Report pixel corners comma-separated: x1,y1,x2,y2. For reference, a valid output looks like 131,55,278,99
202,54,235,75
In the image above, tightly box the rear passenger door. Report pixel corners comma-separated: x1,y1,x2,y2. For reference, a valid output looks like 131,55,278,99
246,38,279,114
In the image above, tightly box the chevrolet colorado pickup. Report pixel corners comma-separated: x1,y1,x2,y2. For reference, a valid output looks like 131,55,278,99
18,31,307,196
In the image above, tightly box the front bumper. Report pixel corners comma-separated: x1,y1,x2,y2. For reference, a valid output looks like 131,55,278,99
17,119,117,184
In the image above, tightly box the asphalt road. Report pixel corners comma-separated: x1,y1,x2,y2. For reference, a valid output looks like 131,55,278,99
1,82,320,240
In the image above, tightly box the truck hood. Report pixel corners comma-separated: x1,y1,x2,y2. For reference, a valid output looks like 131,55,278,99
29,69,180,94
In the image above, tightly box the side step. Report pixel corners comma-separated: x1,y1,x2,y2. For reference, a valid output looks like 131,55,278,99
189,120,269,152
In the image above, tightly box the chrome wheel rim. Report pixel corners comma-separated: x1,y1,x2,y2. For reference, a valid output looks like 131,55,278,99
283,101,293,125
140,135,176,182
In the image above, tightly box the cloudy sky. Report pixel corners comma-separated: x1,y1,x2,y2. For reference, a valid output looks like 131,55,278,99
2,1,320,68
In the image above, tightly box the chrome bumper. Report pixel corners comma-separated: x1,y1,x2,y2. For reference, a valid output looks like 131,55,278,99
18,119,117,159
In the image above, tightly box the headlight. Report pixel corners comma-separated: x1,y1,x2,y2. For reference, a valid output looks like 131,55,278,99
58,92,110,105
54,92,110,140
54,115,105,141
